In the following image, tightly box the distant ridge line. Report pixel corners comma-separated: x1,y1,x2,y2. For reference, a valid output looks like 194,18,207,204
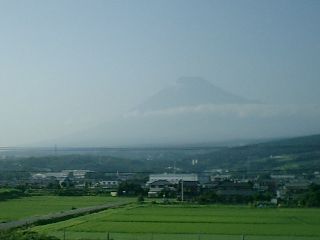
0,146,225,152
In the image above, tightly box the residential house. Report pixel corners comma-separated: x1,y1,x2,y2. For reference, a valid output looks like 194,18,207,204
148,180,173,197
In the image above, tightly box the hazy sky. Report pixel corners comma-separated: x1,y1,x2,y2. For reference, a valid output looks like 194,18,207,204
1,0,320,146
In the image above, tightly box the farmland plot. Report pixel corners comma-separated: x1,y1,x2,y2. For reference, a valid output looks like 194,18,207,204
0,195,122,222
33,204,320,240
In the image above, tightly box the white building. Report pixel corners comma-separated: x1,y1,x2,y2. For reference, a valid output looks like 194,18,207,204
97,180,119,189
147,173,198,185
61,170,92,179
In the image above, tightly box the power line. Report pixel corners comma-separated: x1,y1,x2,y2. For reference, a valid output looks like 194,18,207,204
0,168,318,174
2,144,319,152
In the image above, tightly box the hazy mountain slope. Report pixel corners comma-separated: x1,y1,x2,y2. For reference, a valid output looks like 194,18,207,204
40,77,320,147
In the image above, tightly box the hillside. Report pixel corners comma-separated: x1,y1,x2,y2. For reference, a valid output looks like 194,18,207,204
0,155,167,173
1,134,319,174
181,134,320,172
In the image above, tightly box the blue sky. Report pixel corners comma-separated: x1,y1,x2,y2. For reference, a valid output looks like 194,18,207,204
0,0,319,146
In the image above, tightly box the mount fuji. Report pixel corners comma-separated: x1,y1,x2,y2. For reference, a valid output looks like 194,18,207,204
43,77,320,147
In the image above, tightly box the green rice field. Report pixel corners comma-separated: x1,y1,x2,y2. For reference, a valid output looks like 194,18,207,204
0,195,123,222
32,204,320,240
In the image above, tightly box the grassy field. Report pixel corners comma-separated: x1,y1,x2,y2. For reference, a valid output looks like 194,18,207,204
0,195,125,222
32,204,320,240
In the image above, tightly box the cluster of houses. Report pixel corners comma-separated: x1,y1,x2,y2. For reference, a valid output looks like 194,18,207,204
31,170,120,190
1,169,319,204
147,172,320,203
146,173,199,198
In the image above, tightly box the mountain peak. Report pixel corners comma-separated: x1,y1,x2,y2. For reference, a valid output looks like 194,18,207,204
136,77,254,112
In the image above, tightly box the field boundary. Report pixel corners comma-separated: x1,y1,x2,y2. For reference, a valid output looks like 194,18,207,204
0,200,132,231
47,231,320,240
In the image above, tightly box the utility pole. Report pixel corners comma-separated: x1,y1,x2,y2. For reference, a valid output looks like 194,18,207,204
54,144,57,156
181,179,184,202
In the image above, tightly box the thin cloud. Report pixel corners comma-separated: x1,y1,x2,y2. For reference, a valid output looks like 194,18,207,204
125,104,320,119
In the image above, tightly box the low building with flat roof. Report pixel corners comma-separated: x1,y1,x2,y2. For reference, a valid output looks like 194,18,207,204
147,173,198,185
